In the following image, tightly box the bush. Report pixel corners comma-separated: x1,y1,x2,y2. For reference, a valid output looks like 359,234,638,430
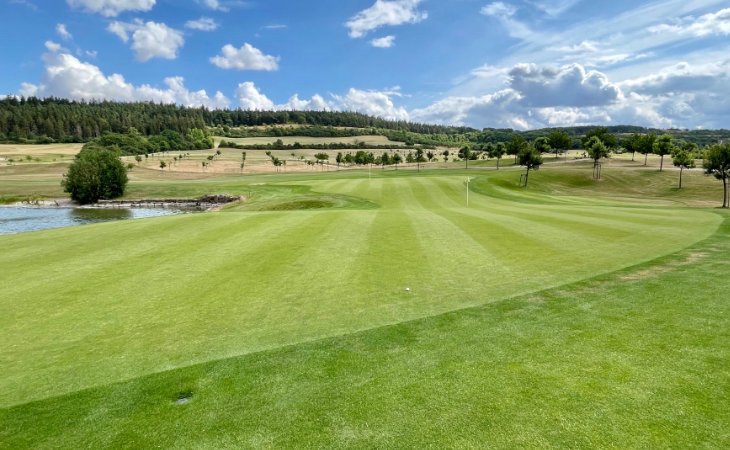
62,146,128,204
186,128,214,150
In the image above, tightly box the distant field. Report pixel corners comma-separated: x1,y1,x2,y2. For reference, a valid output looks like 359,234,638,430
0,143,81,167
214,134,405,146
0,144,82,156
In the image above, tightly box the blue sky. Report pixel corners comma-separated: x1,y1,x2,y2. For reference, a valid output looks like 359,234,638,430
2,0,729,129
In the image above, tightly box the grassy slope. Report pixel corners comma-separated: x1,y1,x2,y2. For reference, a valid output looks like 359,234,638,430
1,214,728,448
1,159,729,447
0,173,720,408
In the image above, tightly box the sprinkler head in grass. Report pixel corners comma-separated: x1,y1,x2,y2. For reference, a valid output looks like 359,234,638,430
405,287,410,292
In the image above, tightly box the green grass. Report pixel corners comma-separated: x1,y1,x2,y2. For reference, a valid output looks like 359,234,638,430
2,217,729,447
1,160,729,447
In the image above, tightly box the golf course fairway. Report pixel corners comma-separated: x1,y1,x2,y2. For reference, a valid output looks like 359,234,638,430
1,170,728,447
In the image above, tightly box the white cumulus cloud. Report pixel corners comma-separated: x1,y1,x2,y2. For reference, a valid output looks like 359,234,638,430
19,82,39,97
56,24,73,41
210,43,279,71
411,89,525,128
281,94,332,111
346,0,427,38
508,63,621,107
409,58,730,130
66,0,155,17
44,41,63,52
235,82,275,110
185,17,219,31
107,19,184,62
233,83,406,119
234,83,333,111
370,35,396,48
21,51,229,108
332,88,409,121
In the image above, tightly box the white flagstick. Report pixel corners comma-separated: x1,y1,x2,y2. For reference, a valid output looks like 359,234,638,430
466,177,471,207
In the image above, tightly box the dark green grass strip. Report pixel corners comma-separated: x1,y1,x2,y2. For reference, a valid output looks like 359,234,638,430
3,214,729,449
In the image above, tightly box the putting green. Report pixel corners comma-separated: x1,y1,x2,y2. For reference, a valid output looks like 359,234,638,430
0,173,721,409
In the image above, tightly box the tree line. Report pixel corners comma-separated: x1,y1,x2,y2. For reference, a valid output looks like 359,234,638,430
498,129,730,205
0,97,208,143
81,127,213,156
0,97,474,144
4,97,729,148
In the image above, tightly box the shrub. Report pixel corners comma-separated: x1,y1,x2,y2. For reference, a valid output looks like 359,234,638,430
62,145,128,204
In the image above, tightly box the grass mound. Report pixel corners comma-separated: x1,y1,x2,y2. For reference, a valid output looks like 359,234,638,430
266,199,335,210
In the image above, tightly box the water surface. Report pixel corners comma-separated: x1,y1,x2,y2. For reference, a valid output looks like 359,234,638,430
0,207,183,235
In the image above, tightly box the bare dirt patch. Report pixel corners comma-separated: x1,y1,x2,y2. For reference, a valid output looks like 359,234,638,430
620,251,709,281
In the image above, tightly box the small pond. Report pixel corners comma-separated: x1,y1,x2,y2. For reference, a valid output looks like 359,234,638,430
0,207,184,236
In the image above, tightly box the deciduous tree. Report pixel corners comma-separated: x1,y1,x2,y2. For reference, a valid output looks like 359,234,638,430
61,146,127,204
586,136,609,179
548,130,572,158
507,135,529,164
534,136,551,155
518,148,543,187
582,127,617,149
393,152,402,169
459,146,471,169
622,133,641,162
672,147,695,189
703,143,730,208
489,142,506,169
637,133,657,166
653,134,674,172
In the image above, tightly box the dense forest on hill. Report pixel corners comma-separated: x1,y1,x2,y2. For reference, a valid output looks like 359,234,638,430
2,97,728,148
0,97,471,143
0,97,208,142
